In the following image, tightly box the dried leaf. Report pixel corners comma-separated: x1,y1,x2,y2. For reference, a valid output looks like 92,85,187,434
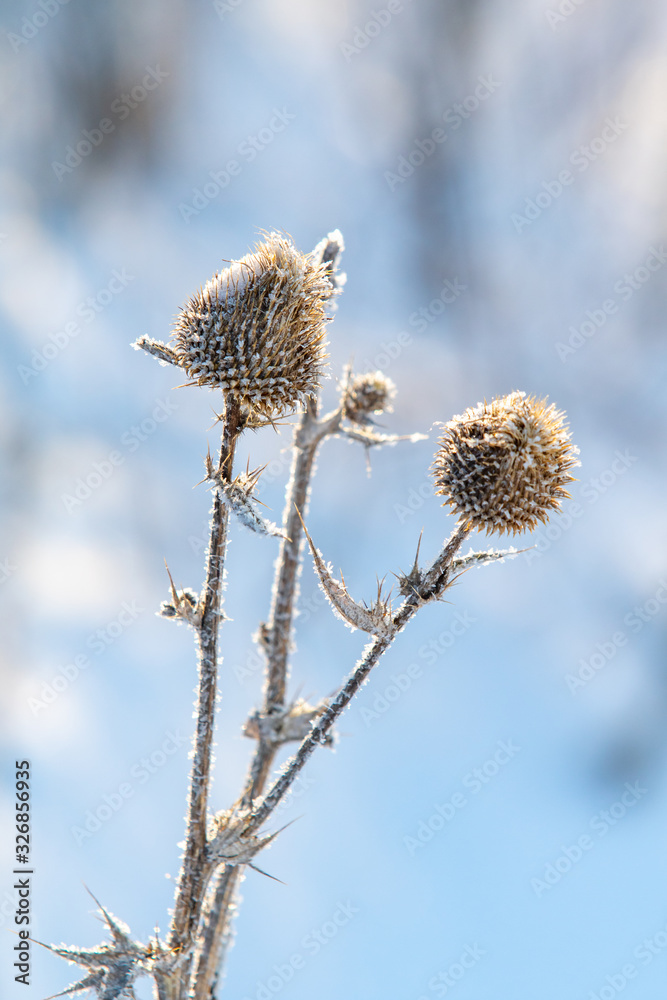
39,891,152,1000
451,547,525,573
131,336,179,368
207,809,282,869
297,511,394,638
158,563,201,626
205,459,288,539
341,426,427,449
243,697,332,746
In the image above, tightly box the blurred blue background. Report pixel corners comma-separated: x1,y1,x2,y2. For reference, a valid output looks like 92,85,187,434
1,1,667,997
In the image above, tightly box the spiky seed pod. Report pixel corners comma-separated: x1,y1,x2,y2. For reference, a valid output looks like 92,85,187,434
432,391,579,535
344,370,396,424
170,233,334,416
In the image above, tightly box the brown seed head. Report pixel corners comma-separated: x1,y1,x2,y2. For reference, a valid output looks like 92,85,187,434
432,391,579,535
344,370,396,424
170,233,333,415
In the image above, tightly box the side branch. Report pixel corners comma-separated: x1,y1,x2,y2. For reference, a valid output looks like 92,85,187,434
265,399,323,709
244,522,472,835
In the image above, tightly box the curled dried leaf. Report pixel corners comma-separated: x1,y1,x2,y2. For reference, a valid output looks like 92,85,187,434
298,511,395,639
40,892,156,1000
243,697,332,746
204,458,288,539
207,809,280,870
132,336,179,368
341,425,427,449
158,564,201,626
450,547,525,573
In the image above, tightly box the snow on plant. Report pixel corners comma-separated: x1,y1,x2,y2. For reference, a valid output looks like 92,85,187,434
43,231,579,1000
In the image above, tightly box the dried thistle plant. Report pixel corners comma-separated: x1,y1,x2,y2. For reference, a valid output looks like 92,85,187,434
136,232,333,417
48,232,579,1000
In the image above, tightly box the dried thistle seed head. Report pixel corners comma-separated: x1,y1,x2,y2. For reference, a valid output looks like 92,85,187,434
432,391,579,535
344,370,396,424
171,233,333,415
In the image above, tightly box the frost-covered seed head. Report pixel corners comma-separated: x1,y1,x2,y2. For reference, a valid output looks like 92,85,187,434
432,391,579,535
171,233,333,416
344,371,396,423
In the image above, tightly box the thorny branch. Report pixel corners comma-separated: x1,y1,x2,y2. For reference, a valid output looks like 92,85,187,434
168,394,243,987
192,235,345,998
242,522,472,838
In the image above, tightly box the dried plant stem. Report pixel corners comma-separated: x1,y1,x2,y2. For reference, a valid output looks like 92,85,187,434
194,513,468,1000
192,866,239,1000
244,522,472,836
246,399,342,800
265,399,321,708
168,396,243,977
192,400,342,998
189,235,345,999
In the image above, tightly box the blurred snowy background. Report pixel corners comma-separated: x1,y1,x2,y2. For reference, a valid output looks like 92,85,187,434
1,0,667,997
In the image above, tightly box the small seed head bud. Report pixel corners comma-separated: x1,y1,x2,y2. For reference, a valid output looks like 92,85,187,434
170,233,333,416
344,370,396,424
432,391,579,535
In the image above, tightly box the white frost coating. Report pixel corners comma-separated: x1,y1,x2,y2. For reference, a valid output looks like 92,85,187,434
218,481,288,539
300,519,394,639
206,255,263,303
205,234,310,304
451,547,521,573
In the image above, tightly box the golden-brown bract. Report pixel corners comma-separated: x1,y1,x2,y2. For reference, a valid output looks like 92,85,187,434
344,370,396,424
171,233,333,416
432,391,579,535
